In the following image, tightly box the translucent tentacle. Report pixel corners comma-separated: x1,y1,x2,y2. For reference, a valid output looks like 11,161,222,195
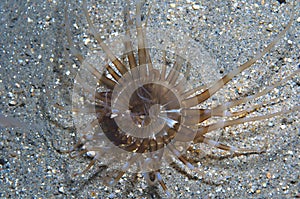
82,0,128,75
182,10,295,107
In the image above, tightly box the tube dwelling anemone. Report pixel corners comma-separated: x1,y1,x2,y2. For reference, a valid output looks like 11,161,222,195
61,0,299,197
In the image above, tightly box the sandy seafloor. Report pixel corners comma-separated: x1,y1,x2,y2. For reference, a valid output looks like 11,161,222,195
0,0,299,198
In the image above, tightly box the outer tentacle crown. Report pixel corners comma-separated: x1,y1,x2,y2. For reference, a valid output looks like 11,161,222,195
63,0,298,197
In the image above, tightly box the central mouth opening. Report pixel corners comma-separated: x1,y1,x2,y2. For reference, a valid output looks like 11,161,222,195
129,83,180,128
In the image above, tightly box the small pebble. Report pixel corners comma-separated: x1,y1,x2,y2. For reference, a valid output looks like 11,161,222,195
27,17,33,23
90,191,96,197
280,125,287,129
58,186,64,193
7,92,14,98
268,24,273,29
45,15,51,21
87,151,95,157
284,57,292,63
84,38,91,45
9,101,17,106
192,4,200,10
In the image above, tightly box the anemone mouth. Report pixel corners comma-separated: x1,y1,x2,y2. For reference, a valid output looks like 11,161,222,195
111,65,185,140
